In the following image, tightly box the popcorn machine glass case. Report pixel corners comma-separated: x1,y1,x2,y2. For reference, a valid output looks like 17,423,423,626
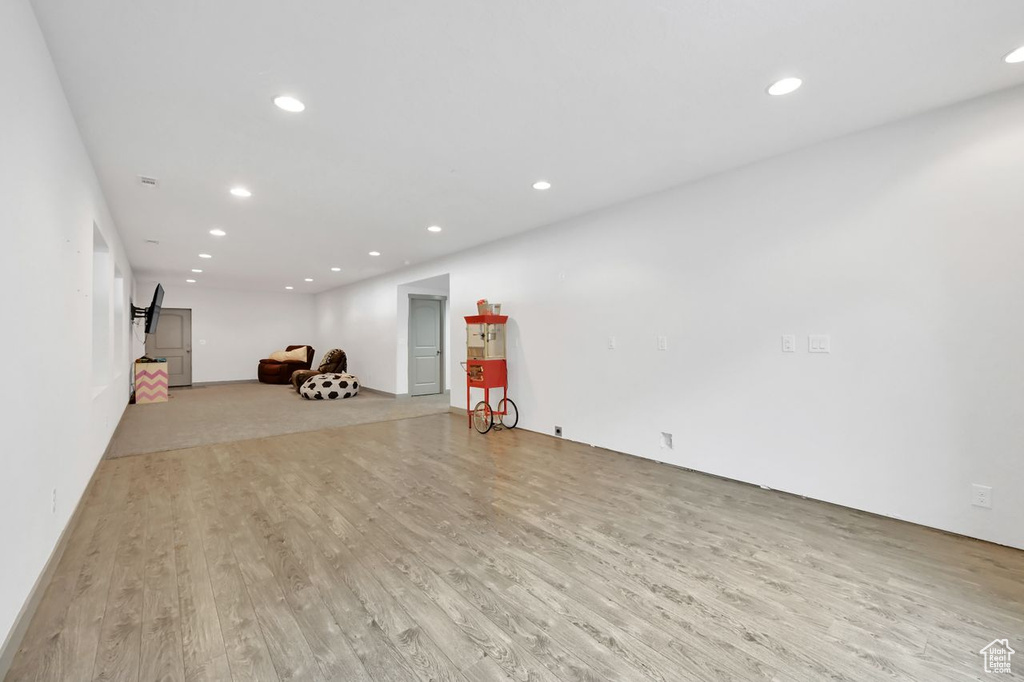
466,320,505,360
463,314,517,433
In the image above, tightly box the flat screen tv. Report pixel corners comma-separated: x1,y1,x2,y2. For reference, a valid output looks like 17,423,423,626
145,283,164,334
131,283,164,334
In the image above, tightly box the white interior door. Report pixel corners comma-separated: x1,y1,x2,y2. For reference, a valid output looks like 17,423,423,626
145,307,192,387
409,297,443,396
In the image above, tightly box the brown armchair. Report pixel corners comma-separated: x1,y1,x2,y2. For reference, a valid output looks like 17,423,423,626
258,345,314,384
291,348,347,392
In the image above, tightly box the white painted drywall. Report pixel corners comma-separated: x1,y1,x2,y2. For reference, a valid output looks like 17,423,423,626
316,85,1024,550
136,281,316,383
314,276,400,393
0,0,136,653
314,273,451,395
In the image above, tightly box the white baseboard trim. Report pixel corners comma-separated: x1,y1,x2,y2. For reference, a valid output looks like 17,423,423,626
0,402,128,676
360,386,403,398
0,456,102,678
190,379,258,387
363,388,451,400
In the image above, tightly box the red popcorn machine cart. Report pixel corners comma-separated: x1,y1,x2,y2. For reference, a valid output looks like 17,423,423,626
463,311,518,433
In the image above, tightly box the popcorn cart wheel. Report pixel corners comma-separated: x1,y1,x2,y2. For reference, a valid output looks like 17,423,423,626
496,397,518,429
472,400,493,434
461,312,518,435
461,362,518,434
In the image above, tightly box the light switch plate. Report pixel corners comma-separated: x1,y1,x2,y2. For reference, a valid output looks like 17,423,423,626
608,336,616,350
657,335,668,351
808,335,831,353
781,335,796,352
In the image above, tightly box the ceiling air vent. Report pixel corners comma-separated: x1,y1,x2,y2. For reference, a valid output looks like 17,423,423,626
138,175,160,188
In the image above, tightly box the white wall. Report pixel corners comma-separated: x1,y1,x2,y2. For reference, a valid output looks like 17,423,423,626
316,273,451,395
136,281,317,383
316,84,1024,550
0,0,135,653
315,275,400,392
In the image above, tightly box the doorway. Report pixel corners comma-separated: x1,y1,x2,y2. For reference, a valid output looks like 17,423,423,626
145,307,192,387
408,296,445,396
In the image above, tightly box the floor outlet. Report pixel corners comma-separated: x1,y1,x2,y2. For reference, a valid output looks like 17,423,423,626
971,484,992,509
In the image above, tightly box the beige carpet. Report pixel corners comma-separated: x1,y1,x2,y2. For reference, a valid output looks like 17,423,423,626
105,382,451,458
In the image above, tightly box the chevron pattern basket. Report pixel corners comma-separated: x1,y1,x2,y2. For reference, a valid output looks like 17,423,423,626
134,362,169,404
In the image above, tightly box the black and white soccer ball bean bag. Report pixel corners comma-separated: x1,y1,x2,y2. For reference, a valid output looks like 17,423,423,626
299,373,360,400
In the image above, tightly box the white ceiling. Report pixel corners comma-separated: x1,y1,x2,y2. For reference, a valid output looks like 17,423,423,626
31,0,1024,293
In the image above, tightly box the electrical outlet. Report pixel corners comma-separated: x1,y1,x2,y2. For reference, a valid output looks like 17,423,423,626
808,335,831,353
781,335,796,352
972,484,992,509
657,335,668,351
554,426,562,437
608,336,616,350
660,432,673,449
51,488,57,514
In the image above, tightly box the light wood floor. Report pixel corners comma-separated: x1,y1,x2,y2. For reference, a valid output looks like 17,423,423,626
6,414,1023,681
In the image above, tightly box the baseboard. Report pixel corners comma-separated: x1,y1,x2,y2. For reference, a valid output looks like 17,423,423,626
188,379,259,388
0,456,103,678
362,387,450,401
360,386,401,398
449,405,467,416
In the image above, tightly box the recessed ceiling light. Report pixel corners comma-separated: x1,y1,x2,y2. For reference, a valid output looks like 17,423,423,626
285,286,294,290
209,228,227,237
1006,45,1024,64
191,268,203,273
304,278,314,282
427,225,442,233
199,253,212,259
186,279,196,283
767,77,802,96
230,187,252,198
273,95,305,113
532,180,552,190
331,267,341,272
369,251,381,256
